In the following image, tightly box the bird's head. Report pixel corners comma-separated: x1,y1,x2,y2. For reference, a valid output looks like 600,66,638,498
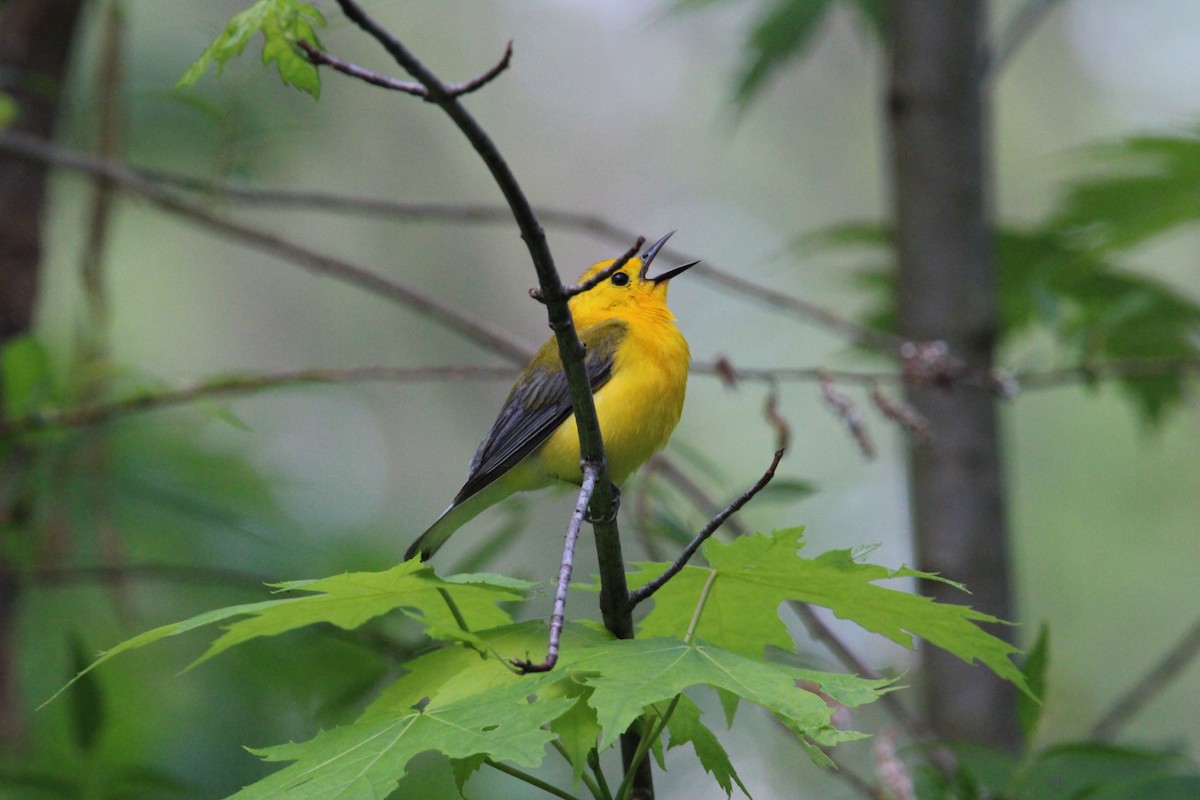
568,232,698,323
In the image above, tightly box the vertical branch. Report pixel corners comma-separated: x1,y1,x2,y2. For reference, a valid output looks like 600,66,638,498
322,4,646,793
886,1,1019,747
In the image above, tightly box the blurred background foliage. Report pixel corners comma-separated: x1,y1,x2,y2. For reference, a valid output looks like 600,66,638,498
3,0,1200,797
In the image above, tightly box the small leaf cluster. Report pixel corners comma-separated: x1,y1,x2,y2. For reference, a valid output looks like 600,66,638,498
176,0,327,98
54,529,1028,799
805,131,1200,424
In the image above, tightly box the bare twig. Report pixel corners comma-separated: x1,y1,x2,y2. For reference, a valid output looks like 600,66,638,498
0,365,514,438
532,238,644,301
297,40,425,95
0,128,898,361
6,355,1196,441
512,463,597,674
15,130,1193,401
444,39,514,97
1091,613,1200,741
763,384,792,451
819,373,876,459
0,130,531,365
628,447,784,609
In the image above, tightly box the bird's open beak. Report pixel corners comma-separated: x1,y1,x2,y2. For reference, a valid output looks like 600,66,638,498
640,231,700,283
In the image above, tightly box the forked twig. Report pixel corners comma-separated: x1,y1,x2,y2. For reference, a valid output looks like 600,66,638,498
297,39,514,99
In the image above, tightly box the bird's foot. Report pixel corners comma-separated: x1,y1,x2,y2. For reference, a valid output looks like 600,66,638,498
584,483,620,523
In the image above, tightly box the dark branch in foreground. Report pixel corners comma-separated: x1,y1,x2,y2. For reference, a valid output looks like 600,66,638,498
316,3,646,792
628,447,784,609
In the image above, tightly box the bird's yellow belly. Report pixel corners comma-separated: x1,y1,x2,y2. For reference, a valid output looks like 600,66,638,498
534,326,688,486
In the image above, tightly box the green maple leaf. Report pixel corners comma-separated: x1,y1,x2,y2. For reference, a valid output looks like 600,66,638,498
658,694,750,798
564,637,879,756
1059,133,1200,252
550,695,603,791
361,621,609,718
45,562,531,706
631,528,1029,694
230,622,611,799
229,677,574,800
177,0,326,98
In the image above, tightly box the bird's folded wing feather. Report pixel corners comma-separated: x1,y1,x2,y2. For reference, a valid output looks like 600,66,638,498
452,318,628,505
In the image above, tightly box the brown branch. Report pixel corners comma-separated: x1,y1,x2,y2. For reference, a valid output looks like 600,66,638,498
628,447,784,609
101,161,902,354
645,455,747,538
1090,613,1200,741
298,40,425,95
298,38,513,100
0,365,515,438
444,39,514,97
763,384,792,452
9,355,1195,441
0,130,532,365
8,138,897,359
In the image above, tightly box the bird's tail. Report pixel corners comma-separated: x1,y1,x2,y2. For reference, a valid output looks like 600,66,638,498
404,480,512,562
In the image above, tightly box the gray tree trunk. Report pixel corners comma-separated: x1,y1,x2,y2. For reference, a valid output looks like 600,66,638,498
886,0,1020,748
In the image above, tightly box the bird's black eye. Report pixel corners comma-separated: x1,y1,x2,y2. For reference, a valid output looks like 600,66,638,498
611,271,630,286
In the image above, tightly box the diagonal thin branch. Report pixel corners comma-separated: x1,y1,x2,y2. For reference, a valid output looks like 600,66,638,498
628,447,784,609
1090,612,1200,741
0,130,531,365
444,39,514,97
297,40,426,95
0,366,514,438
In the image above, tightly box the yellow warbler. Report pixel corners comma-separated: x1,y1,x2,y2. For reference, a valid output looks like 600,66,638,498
405,233,695,561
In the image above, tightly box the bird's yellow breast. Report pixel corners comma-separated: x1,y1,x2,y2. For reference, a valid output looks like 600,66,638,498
535,309,689,485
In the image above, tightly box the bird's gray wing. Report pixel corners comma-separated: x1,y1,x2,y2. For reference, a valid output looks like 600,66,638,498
452,318,628,506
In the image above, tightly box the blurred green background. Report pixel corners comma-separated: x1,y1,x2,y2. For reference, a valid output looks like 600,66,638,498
12,0,1200,797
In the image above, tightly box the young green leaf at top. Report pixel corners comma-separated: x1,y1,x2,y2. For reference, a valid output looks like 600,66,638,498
177,0,326,98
